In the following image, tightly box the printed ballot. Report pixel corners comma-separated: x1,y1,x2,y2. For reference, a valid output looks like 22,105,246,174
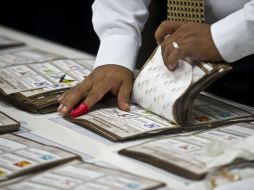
119,122,254,180
66,47,254,141
0,47,93,113
2,160,164,190
0,134,77,181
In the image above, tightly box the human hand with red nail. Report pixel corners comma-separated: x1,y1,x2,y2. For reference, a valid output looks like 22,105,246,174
155,21,223,70
57,64,134,117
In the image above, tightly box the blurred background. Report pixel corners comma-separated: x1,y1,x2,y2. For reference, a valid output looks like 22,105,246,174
0,0,166,68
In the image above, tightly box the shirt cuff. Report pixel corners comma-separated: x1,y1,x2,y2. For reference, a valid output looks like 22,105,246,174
211,9,254,63
93,35,139,72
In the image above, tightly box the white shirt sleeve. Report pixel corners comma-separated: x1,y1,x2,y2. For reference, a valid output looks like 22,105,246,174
211,0,254,62
92,0,152,72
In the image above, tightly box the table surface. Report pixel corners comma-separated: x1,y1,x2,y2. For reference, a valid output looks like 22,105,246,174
1,25,252,190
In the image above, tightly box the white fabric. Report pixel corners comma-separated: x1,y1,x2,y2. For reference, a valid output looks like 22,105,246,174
92,0,151,72
92,0,254,71
211,1,254,62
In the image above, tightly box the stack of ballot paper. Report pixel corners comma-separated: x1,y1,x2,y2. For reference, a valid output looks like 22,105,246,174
66,91,254,141
65,47,254,141
0,134,165,190
0,111,20,134
2,160,165,190
0,134,78,181
0,35,25,50
119,122,254,180
0,46,94,113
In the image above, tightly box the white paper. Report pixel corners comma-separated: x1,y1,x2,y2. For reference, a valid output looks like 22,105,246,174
132,47,193,120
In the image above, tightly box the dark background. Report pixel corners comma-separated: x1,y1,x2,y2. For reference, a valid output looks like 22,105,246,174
0,0,167,67
0,0,99,55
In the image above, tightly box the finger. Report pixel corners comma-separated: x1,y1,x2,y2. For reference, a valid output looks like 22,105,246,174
166,48,181,70
58,81,92,114
83,84,110,110
57,94,64,103
161,40,176,63
117,79,132,111
166,45,192,70
57,103,64,112
57,89,71,112
57,88,71,104
160,28,181,55
155,21,183,44
162,44,174,68
161,35,181,68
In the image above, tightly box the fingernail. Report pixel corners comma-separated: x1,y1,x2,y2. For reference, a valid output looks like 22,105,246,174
119,101,130,112
57,104,64,112
70,103,89,118
168,64,177,71
62,105,69,113
123,102,130,111
167,65,173,70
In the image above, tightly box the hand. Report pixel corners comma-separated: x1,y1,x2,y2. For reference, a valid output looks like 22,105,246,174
155,21,223,70
57,65,133,115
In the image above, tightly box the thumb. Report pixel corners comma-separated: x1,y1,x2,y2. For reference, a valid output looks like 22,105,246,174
117,80,132,112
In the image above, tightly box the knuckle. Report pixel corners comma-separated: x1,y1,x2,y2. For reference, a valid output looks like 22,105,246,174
178,25,185,32
64,99,76,108
58,92,69,103
64,91,80,102
75,83,85,92
161,20,169,27
84,75,93,84
60,93,71,104
179,23,189,32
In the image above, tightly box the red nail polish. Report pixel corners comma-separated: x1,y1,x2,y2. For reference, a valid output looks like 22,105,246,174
70,103,89,118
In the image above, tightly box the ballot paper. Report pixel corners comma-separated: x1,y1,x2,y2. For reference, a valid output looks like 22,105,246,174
0,58,89,94
119,122,254,180
0,134,77,182
0,53,93,113
0,47,60,68
66,93,254,141
66,47,254,141
3,160,165,190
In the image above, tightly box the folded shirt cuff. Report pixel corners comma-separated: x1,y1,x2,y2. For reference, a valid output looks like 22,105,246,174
211,9,254,63
93,35,139,72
